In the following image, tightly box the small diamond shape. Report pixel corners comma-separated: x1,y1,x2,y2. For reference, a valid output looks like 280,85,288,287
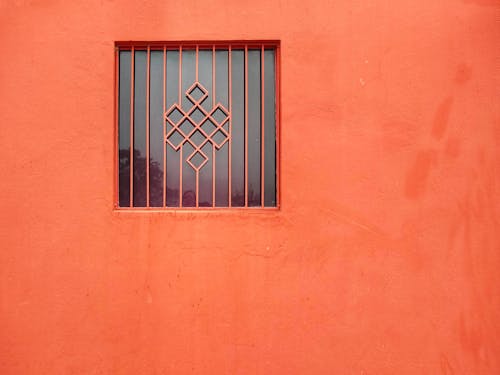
190,130,206,146
211,129,228,149
166,106,184,125
179,119,195,136
212,106,228,125
200,118,217,135
187,150,208,170
187,83,208,104
166,130,184,149
190,107,205,124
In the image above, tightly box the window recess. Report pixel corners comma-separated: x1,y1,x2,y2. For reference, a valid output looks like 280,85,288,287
116,42,279,209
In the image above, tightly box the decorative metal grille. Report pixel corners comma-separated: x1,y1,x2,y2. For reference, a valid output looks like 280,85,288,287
116,42,279,209
165,82,229,170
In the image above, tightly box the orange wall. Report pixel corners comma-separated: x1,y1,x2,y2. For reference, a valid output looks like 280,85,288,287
1,1,499,374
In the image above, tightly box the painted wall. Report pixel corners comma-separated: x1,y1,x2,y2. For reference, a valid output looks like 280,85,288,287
1,0,499,373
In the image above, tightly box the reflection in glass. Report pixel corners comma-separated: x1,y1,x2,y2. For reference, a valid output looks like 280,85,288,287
133,51,147,207
198,142,213,206
214,50,229,206
215,141,228,206
247,50,261,206
182,142,196,207
166,145,180,207
231,50,245,206
264,49,276,206
149,51,164,207
166,51,180,206
118,51,131,207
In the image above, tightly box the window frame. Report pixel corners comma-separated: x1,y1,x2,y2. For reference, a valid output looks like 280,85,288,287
113,41,281,211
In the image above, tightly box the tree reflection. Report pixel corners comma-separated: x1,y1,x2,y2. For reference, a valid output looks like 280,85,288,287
119,148,176,207
119,148,214,207
119,148,265,207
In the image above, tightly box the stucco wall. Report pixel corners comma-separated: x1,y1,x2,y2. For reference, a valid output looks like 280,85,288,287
1,0,499,373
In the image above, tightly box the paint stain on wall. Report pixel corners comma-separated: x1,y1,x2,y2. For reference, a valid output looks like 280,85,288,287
404,149,437,199
432,97,454,141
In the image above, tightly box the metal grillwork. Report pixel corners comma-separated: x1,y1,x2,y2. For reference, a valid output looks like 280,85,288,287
116,42,279,209
165,82,229,167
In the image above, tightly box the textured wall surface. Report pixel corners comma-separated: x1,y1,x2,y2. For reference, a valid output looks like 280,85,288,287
1,0,499,374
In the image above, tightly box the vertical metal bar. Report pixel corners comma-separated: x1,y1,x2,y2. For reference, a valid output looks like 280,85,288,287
244,45,248,207
179,46,182,105
212,45,216,207
163,46,166,207
179,46,183,207
114,47,119,208
179,148,183,207
212,148,215,207
146,46,151,207
195,45,199,82
129,47,135,207
212,46,216,107
275,45,280,207
195,171,199,207
261,45,265,207
195,45,199,208
228,46,232,207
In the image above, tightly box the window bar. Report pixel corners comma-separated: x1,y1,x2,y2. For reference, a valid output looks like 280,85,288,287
146,46,151,207
115,47,119,208
195,45,199,81
275,45,280,207
228,45,232,207
261,44,265,207
162,46,166,207
244,45,248,207
179,46,183,207
195,45,199,208
212,45,216,207
129,46,135,207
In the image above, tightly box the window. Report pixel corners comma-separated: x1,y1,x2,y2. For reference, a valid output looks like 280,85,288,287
116,42,279,209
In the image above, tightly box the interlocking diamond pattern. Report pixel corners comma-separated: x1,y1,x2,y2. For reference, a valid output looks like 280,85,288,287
165,82,230,171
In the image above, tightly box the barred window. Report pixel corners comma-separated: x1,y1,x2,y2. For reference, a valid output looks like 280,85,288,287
116,42,279,209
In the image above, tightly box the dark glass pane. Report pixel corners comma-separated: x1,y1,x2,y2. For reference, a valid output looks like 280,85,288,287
182,142,196,207
181,50,195,110
231,50,245,206
118,51,131,207
264,50,276,206
180,50,197,207
166,50,179,108
215,141,228,206
198,49,213,112
215,50,229,109
133,51,147,207
166,145,180,207
247,50,261,206
198,142,213,207
149,51,164,207
166,50,180,207
214,50,229,206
